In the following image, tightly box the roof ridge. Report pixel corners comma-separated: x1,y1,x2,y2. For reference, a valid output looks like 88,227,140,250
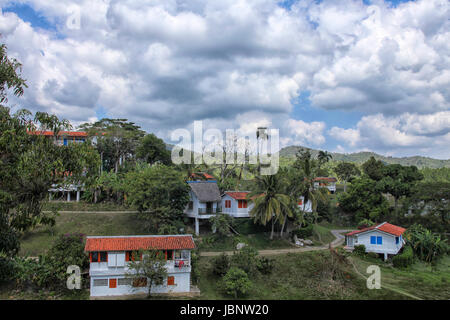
375,221,387,229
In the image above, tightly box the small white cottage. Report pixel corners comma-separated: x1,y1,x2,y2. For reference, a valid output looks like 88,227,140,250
84,235,195,297
345,222,406,260
221,191,254,218
297,196,313,213
184,180,222,235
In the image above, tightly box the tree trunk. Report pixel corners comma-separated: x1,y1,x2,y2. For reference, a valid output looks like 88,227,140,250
280,213,287,238
344,181,347,193
270,219,274,240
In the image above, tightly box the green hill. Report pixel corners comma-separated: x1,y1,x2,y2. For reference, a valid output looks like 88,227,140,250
279,146,450,169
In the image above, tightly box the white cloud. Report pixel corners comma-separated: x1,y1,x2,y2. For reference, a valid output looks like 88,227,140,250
0,0,449,158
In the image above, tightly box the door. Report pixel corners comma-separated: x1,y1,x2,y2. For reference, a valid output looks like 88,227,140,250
206,202,213,214
109,279,117,288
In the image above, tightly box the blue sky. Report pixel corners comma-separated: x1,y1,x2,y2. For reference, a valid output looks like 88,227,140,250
1,0,448,159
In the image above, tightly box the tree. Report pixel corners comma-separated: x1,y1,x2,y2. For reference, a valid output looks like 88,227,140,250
126,250,168,297
136,133,171,165
0,43,27,103
335,162,361,192
221,267,252,298
379,164,423,210
362,156,385,181
210,214,235,236
248,174,291,240
404,224,448,264
124,164,190,234
337,176,390,223
79,118,145,173
293,149,327,223
317,150,332,169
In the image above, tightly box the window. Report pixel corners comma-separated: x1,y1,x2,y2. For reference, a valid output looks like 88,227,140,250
132,277,147,287
377,236,382,245
126,251,142,261
109,279,117,288
225,200,231,208
298,199,303,206
93,279,108,287
396,237,399,244
90,251,108,262
174,250,181,260
188,201,193,210
118,278,132,286
100,252,107,262
238,200,247,208
166,250,173,260
167,276,175,286
370,236,376,245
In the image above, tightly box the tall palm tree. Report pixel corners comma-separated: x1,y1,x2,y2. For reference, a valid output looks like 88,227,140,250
248,174,291,240
295,149,327,224
317,150,332,169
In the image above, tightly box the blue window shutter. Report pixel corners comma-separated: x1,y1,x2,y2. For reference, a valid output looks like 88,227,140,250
396,237,399,244
63,138,68,146
370,236,376,244
377,236,382,245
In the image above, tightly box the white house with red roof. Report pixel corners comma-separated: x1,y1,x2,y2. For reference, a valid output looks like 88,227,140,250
345,222,406,261
313,177,337,194
221,191,254,218
84,235,195,297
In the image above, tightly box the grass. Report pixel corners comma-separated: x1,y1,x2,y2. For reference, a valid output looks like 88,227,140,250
193,251,408,300
197,233,295,251
43,201,131,212
350,254,450,300
19,211,146,257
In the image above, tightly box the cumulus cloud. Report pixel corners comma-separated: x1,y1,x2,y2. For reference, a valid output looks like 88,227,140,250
0,0,448,158
329,112,450,158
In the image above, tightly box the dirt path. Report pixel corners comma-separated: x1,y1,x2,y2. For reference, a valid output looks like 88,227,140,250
199,229,352,257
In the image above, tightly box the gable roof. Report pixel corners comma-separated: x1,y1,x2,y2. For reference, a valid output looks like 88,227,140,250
224,191,250,200
188,181,221,202
314,177,337,182
346,222,406,237
84,235,195,252
189,172,215,180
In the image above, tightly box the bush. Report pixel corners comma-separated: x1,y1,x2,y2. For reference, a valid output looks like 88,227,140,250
256,257,274,275
393,246,414,268
212,253,231,276
221,267,252,298
234,219,270,235
357,219,375,230
231,246,259,275
353,245,366,256
291,224,314,239
367,252,379,259
0,256,17,283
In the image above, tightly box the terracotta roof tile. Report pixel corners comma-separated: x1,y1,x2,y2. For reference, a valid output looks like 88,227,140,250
84,235,195,252
346,222,406,237
225,191,250,200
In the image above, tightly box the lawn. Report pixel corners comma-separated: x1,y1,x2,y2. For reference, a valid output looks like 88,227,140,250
43,201,132,212
19,211,146,256
193,250,409,300
350,254,450,300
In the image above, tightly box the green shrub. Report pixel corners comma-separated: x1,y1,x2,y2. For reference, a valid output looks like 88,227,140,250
393,246,414,268
212,253,231,276
256,257,274,275
234,219,269,235
357,219,375,229
231,246,259,275
291,224,314,239
353,245,366,256
367,252,379,259
221,267,252,298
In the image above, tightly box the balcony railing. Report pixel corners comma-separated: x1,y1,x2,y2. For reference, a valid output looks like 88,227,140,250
198,207,222,215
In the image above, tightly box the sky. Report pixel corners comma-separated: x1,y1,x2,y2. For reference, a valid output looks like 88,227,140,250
0,0,449,159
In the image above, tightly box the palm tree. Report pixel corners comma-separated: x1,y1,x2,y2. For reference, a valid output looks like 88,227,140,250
317,150,332,169
295,149,328,224
248,174,291,240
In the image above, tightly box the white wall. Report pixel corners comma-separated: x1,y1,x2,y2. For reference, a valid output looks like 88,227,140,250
349,230,403,254
221,194,253,218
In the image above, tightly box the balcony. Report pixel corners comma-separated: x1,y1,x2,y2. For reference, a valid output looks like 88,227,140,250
198,207,222,215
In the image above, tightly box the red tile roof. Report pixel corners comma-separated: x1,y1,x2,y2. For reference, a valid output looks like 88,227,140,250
346,222,406,237
84,235,195,252
190,172,215,180
314,177,337,182
225,191,250,200
28,130,88,137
